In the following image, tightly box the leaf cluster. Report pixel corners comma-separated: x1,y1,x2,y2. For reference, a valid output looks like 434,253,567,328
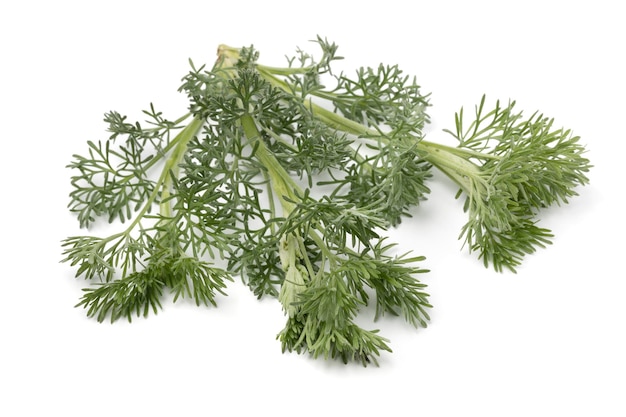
439,96,592,271
67,106,181,227
271,193,430,365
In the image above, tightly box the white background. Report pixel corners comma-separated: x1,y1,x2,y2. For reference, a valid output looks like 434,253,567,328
2,1,624,415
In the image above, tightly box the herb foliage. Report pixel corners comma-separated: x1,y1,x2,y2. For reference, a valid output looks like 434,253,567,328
62,37,590,365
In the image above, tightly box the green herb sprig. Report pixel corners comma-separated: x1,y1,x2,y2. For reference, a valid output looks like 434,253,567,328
62,37,590,366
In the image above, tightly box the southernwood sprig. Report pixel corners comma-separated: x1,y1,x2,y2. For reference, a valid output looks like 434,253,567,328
430,97,591,271
62,36,590,366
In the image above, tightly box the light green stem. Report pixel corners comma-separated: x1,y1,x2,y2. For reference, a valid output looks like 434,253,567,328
240,113,300,215
240,113,336,265
113,116,205,237
257,66,494,195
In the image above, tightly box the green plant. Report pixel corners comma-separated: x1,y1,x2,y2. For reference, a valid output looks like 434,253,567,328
62,37,590,365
